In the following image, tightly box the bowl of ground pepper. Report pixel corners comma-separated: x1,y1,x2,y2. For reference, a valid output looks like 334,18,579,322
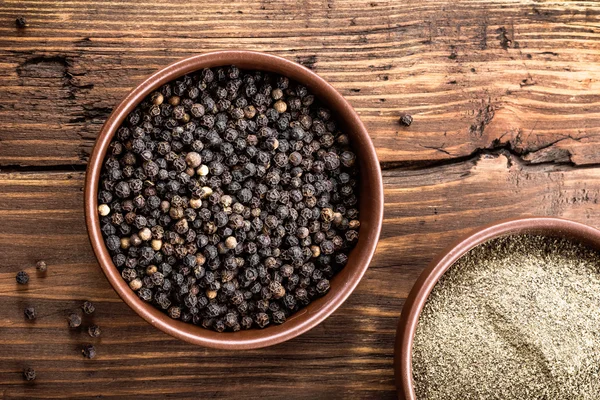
85,51,383,349
395,217,600,399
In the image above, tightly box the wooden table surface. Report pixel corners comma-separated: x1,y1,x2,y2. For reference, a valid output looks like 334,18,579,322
1,0,599,398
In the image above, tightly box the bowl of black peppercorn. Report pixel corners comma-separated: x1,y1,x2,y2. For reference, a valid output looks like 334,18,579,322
85,50,383,349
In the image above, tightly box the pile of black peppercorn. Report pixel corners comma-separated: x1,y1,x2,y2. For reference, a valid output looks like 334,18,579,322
98,66,360,332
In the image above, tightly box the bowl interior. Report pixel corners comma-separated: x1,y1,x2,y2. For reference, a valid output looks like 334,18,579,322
85,51,383,349
394,217,600,399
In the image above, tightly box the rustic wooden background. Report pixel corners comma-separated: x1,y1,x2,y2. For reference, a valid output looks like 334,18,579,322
1,0,599,398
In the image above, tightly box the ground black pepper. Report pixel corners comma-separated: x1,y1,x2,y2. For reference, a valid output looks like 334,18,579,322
98,66,360,332
414,235,600,399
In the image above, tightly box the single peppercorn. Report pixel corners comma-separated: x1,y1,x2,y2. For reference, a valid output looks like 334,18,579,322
255,312,270,328
114,181,131,198
349,220,360,229
316,279,330,294
129,278,142,291
151,92,164,105
35,260,47,272
340,151,356,167
82,344,97,359
273,100,287,113
88,325,102,338
320,240,335,255
399,114,413,126
345,230,359,242
16,16,27,28
185,152,202,168
82,301,95,315
24,307,36,320
272,310,286,324
151,239,163,251
98,204,111,216
310,245,321,258
67,313,82,328
139,227,152,241
224,236,237,249
16,271,29,285
23,368,36,381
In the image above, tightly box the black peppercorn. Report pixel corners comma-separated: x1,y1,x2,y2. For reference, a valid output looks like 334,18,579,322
82,301,95,315
68,313,82,328
345,230,359,242
399,114,413,126
24,307,36,320
255,312,270,328
23,368,36,381
16,270,29,284
316,279,330,294
82,344,97,359
168,306,182,319
88,325,102,338
320,240,335,255
272,310,286,324
16,16,27,28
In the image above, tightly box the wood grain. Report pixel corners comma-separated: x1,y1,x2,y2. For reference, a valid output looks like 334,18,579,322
2,152,600,399
2,0,600,398
1,0,600,167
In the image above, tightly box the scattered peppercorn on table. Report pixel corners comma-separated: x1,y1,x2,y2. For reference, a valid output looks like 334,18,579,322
2,1,600,399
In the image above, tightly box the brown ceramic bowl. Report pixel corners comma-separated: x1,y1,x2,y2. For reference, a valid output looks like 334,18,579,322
394,216,600,399
85,50,383,350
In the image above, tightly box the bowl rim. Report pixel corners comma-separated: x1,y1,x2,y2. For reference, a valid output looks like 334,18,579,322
394,216,600,399
84,50,384,350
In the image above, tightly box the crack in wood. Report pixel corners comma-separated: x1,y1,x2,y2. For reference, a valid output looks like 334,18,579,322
69,106,113,124
295,55,317,70
0,164,87,174
16,55,70,78
16,54,95,101
381,140,600,173
420,144,451,155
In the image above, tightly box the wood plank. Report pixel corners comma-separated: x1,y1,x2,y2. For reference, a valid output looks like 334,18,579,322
3,0,600,398
1,153,600,398
1,0,600,167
